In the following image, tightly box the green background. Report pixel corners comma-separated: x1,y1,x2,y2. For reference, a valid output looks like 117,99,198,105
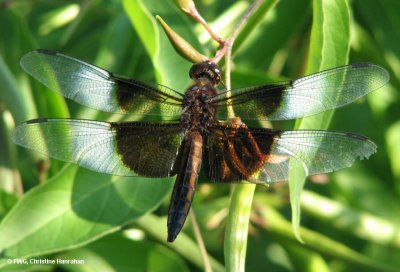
0,0,399,271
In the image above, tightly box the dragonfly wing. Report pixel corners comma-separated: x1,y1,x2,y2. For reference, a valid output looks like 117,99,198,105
20,50,183,117
203,125,376,183
212,63,389,121
254,130,377,183
12,118,182,177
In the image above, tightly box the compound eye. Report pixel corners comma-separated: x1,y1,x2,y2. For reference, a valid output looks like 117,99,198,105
189,61,222,85
210,65,222,84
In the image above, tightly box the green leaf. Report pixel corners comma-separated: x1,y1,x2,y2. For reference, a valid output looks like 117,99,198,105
122,0,158,63
224,184,255,272
386,121,400,193
255,201,399,272
353,0,400,81
0,165,171,268
233,0,280,55
301,190,400,246
0,9,70,122
123,0,192,91
0,49,37,124
0,190,18,222
58,232,190,272
135,213,225,272
289,0,351,242
235,0,310,70
0,109,20,196
331,168,400,223
283,243,330,272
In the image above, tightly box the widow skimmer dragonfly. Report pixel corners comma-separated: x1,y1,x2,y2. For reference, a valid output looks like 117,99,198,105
12,49,389,242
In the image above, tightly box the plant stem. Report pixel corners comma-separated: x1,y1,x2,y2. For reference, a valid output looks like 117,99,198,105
190,210,212,272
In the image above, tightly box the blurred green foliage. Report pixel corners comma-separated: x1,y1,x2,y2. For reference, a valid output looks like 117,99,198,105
0,0,399,271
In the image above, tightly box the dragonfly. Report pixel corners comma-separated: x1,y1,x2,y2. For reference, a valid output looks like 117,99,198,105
12,49,389,242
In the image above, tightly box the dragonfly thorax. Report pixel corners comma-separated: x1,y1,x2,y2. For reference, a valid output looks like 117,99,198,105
181,79,218,131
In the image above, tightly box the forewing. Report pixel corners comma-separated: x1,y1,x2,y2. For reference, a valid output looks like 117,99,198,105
12,119,182,177
212,63,389,121
20,50,183,117
203,126,376,183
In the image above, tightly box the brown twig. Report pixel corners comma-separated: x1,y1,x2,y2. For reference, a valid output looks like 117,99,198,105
185,6,225,45
183,0,264,67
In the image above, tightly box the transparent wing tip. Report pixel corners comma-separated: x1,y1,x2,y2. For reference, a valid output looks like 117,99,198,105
353,62,390,88
345,132,378,159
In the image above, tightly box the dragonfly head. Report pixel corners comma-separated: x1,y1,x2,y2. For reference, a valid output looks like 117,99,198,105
189,61,222,85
